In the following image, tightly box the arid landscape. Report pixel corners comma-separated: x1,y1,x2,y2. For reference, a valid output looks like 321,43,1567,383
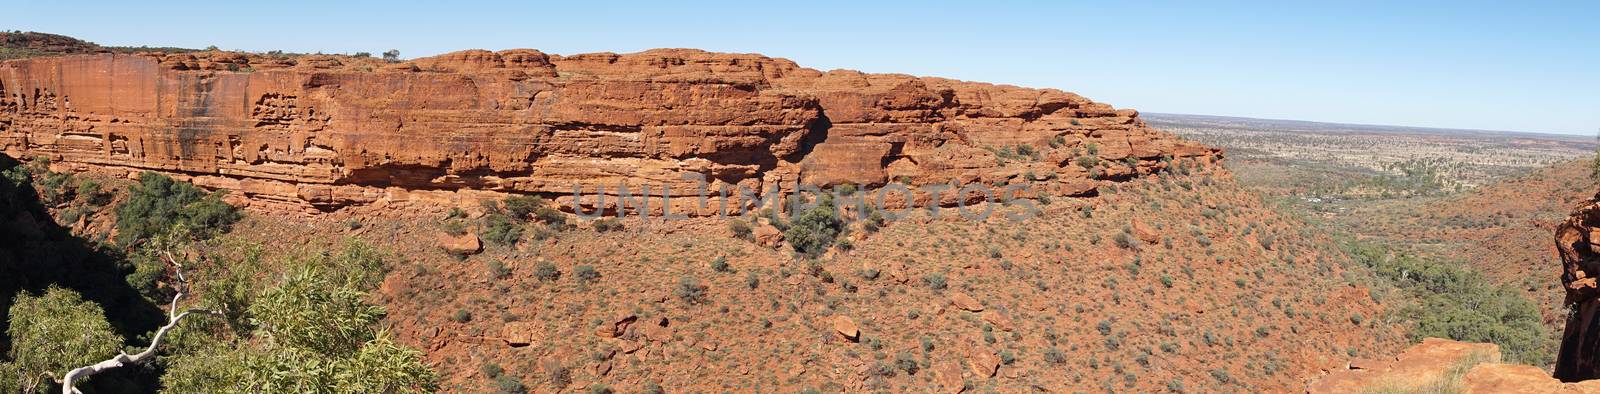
1,25,1598,394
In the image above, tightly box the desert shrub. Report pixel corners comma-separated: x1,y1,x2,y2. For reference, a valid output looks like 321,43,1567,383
542,360,571,387
502,196,543,220
1113,230,1136,249
894,351,919,375
115,172,241,244
481,362,504,379
480,213,523,246
592,218,623,232
573,265,599,284
785,194,843,258
441,219,468,236
1043,347,1068,364
1210,369,1232,384
745,272,760,289
711,256,730,273
36,170,73,204
493,375,527,394
642,382,664,394
75,178,110,206
729,219,753,240
924,273,948,290
1075,156,1098,169
675,276,707,304
487,260,511,280
1014,144,1037,160
533,262,560,282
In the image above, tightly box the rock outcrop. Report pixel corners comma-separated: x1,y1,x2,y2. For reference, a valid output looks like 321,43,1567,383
1558,192,1600,381
1310,338,1600,393
0,49,1218,214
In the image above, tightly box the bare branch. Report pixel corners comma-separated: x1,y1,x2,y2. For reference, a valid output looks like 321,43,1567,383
58,253,217,394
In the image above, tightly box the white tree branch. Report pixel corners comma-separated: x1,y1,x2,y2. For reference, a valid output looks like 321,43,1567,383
58,252,218,394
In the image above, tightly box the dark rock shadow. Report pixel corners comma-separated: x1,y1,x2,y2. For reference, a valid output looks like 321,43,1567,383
0,154,164,393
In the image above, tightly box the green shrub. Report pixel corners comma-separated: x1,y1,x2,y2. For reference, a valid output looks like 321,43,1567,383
711,256,730,273
785,195,842,258
480,213,523,245
1043,347,1067,364
74,178,110,206
1346,241,1553,365
115,172,241,245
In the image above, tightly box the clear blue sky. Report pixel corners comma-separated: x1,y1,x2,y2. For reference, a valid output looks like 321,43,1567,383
5,1,1596,135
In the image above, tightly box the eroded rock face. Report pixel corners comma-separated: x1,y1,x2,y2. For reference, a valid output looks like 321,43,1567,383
0,49,1219,214
1557,192,1600,381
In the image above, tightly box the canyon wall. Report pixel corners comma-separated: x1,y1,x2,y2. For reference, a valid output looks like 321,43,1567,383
0,49,1218,214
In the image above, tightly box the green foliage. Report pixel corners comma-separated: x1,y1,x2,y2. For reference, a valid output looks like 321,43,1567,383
480,213,523,246
785,194,843,258
1592,152,1600,180
115,172,241,245
1346,241,1553,365
4,287,121,392
161,267,436,393
1368,157,1458,197
711,256,730,273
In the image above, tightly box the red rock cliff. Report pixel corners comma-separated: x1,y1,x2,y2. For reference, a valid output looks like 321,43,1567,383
0,49,1218,214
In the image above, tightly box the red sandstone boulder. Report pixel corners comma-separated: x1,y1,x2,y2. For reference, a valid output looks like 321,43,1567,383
437,232,482,256
832,315,859,342
950,292,984,312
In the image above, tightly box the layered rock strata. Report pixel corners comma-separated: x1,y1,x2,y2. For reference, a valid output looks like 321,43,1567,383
0,49,1218,214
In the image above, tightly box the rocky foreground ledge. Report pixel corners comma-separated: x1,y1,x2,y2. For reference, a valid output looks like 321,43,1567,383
1309,338,1600,393
0,49,1217,214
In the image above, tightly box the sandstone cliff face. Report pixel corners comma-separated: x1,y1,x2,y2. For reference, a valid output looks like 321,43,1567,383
0,49,1218,214
1557,191,1600,381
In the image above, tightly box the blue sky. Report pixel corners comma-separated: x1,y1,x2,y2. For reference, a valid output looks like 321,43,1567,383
5,1,1596,135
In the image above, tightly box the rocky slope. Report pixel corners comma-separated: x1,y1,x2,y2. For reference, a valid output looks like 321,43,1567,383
0,49,1217,214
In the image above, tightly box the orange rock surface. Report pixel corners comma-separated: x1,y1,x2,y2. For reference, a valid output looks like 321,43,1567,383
0,49,1218,214
1310,338,1600,393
